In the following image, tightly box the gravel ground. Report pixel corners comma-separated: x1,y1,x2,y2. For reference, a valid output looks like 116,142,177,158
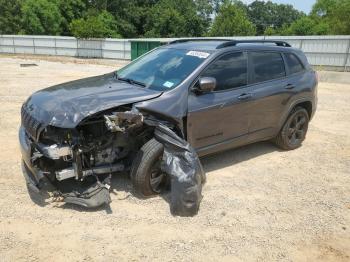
0,56,349,262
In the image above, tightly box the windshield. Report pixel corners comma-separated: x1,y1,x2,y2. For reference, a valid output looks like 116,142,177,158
117,48,211,91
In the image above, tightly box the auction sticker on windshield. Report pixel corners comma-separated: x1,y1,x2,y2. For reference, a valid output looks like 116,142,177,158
163,81,175,88
186,51,210,59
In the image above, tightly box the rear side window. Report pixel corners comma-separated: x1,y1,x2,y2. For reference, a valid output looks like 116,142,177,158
284,53,304,74
201,52,247,91
250,52,286,83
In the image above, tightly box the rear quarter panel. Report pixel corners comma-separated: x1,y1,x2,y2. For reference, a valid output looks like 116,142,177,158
277,69,318,132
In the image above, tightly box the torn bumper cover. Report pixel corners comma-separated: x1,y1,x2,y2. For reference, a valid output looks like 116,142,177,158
152,123,206,217
19,126,47,192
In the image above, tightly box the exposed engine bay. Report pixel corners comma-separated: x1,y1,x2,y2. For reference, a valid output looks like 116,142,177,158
21,100,204,216
21,105,155,207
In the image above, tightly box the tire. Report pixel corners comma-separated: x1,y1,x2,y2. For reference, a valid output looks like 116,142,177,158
275,107,309,150
130,138,166,197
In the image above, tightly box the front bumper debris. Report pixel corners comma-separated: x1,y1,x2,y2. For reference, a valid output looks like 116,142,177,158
19,108,206,215
60,180,111,208
19,126,112,208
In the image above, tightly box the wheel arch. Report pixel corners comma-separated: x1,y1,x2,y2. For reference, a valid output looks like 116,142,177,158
295,101,312,119
278,98,313,132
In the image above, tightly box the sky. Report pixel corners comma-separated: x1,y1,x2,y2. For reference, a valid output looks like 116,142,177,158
242,0,317,14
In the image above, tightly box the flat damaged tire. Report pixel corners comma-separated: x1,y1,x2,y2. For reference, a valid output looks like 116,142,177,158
131,138,166,197
274,107,309,150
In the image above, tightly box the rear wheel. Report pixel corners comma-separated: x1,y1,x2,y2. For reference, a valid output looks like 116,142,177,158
130,138,167,197
275,107,309,150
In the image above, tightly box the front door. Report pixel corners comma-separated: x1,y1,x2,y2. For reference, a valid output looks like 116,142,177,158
187,52,253,153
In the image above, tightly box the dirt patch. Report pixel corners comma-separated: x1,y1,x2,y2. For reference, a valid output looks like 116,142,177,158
0,53,129,67
0,56,349,261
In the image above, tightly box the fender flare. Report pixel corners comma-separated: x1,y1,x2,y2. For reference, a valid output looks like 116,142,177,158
277,97,313,131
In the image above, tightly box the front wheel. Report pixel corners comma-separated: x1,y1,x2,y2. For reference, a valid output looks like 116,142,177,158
130,138,167,197
274,107,309,150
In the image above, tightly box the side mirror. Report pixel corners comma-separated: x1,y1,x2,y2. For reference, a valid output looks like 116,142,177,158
197,77,216,93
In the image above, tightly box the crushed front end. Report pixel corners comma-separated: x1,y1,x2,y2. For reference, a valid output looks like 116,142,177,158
19,104,153,208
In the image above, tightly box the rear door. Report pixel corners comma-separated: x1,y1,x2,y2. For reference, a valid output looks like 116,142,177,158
187,52,253,151
282,52,308,94
247,51,289,138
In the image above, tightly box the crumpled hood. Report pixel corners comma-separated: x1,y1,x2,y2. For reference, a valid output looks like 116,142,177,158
23,72,162,128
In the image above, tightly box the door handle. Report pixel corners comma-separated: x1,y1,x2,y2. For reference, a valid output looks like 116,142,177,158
221,93,253,107
285,84,295,89
237,93,252,100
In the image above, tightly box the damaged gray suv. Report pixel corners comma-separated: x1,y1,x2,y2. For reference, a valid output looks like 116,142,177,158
19,39,317,207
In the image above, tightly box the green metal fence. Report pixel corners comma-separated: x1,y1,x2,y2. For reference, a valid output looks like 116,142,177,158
130,40,164,60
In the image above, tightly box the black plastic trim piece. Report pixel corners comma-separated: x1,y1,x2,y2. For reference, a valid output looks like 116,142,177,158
168,38,231,45
216,40,292,49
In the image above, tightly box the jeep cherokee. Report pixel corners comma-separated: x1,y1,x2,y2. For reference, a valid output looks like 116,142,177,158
19,39,318,206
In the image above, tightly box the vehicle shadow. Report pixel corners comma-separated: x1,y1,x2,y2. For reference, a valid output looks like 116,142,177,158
201,141,281,173
156,141,281,206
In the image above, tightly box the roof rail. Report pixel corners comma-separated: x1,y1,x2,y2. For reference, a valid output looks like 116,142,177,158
216,40,291,49
168,38,231,45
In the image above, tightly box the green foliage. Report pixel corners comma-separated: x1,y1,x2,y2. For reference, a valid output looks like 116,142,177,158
194,0,215,32
247,0,303,35
86,0,108,11
57,0,86,36
103,0,156,38
144,9,185,37
311,0,337,17
69,10,120,38
311,0,350,34
145,0,209,37
21,0,63,35
264,27,277,36
280,16,330,35
210,1,256,36
277,0,350,36
331,0,350,34
0,0,23,34
0,0,349,38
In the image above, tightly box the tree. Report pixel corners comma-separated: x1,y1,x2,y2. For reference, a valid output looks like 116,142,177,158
331,0,350,34
110,0,160,38
145,8,186,37
194,0,215,32
0,0,23,34
311,0,350,34
247,0,303,35
69,10,120,38
311,0,336,17
86,0,108,10
21,0,63,35
280,16,330,35
210,1,256,36
57,0,86,36
145,0,209,37
263,26,276,36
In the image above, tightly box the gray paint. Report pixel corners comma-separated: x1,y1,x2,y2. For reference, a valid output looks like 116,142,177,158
21,40,317,157
24,73,162,128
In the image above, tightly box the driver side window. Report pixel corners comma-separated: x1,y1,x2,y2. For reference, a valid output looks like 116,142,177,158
201,52,248,91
